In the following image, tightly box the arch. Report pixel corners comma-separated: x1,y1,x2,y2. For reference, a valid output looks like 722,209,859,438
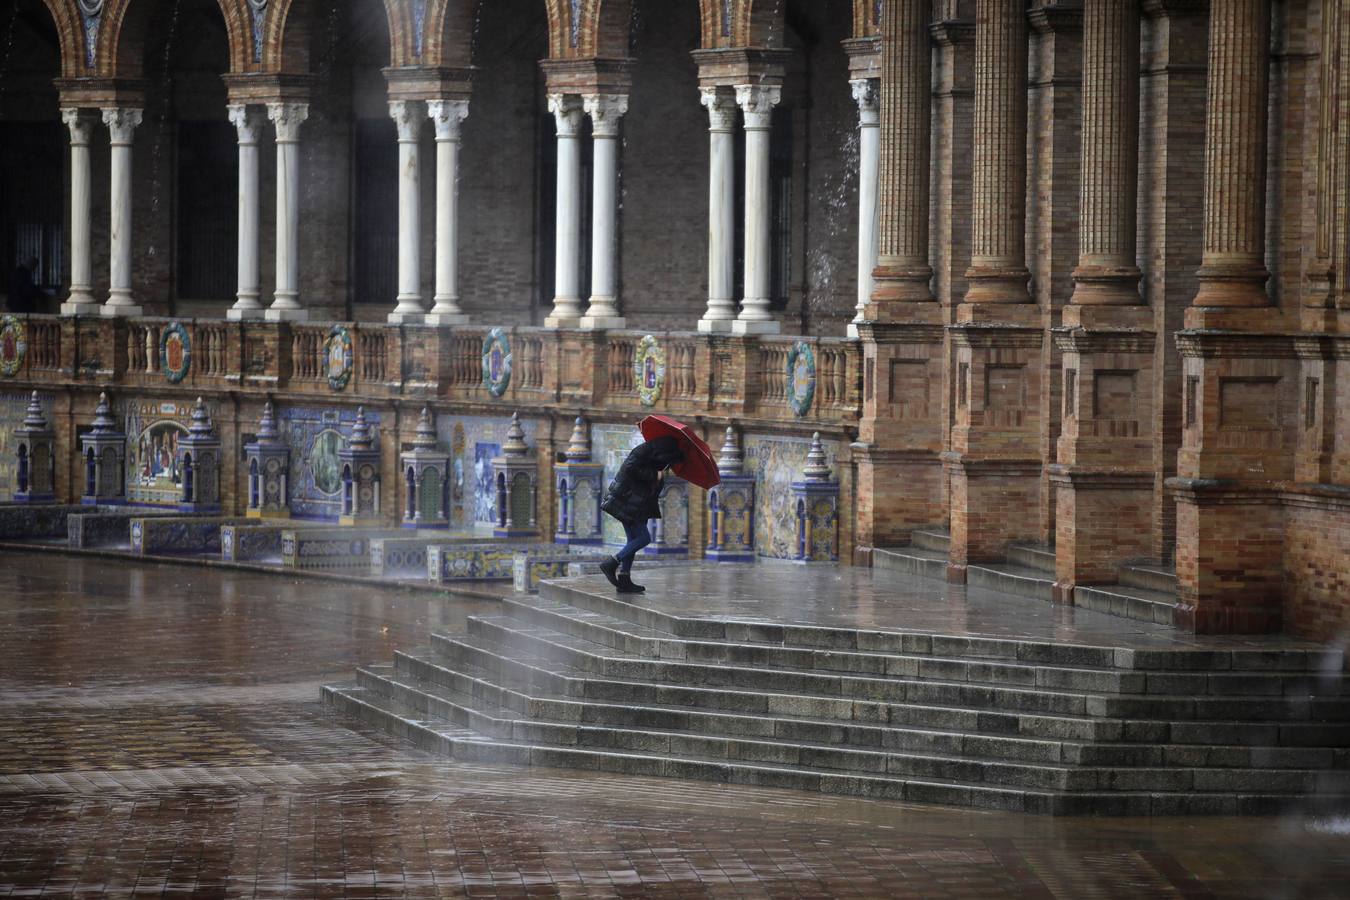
263,0,316,74
36,0,85,78
420,0,476,68
581,0,630,58
541,0,570,58
16,444,29,493
181,451,194,501
92,0,232,79
405,465,417,518
86,447,97,495
732,0,783,48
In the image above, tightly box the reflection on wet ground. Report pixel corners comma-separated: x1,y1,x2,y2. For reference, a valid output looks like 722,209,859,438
1,552,1347,898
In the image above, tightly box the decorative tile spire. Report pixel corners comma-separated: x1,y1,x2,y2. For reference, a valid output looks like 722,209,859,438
256,401,280,443
21,392,48,431
349,407,374,451
717,426,744,475
188,397,214,437
413,407,438,448
89,392,118,434
801,432,832,483
564,416,591,461
502,412,529,457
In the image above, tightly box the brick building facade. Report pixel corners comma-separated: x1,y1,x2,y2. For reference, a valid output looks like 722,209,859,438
1,0,1348,642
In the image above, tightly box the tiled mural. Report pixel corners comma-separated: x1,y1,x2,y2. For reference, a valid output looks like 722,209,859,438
0,391,53,500
434,414,539,529
276,406,382,520
123,397,221,506
743,433,839,560
592,423,644,546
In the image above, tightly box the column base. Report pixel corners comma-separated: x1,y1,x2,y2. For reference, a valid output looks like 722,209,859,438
578,315,626,330
730,318,780,335
422,311,469,326
387,310,427,325
264,306,309,323
697,317,735,334
60,301,101,316
544,315,582,329
846,321,862,339
99,303,142,318
226,306,266,321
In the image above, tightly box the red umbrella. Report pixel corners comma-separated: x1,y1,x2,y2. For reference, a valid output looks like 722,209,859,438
638,415,720,489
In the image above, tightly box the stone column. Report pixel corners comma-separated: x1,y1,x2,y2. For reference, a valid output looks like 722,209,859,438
1189,0,1272,318
698,87,738,333
580,93,628,330
963,0,1030,307
100,107,142,316
848,78,881,337
265,102,308,322
733,84,782,335
60,109,97,315
1069,0,1142,308
227,105,264,320
425,99,470,325
388,100,425,324
545,94,585,328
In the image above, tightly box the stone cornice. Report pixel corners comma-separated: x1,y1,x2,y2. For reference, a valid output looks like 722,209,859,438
1173,330,1309,359
929,19,975,47
221,72,313,106
1052,327,1157,355
538,58,634,95
948,324,1043,350
691,48,794,88
856,322,945,344
383,65,475,102
1027,2,1084,35
54,77,146,109
1142,0,1210,19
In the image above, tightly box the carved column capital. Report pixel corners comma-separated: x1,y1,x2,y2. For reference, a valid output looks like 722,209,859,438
266,102,309,142
227,104,263,144
388,100,424,142
547,94,585,136
850,78,880,126
100,107,142,145
61,108,94,145
582,93,628,137
426,99,470,141
700,87,738,132
735,84,781,129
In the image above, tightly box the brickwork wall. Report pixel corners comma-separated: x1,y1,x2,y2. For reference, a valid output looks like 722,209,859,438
1284,498,1350,641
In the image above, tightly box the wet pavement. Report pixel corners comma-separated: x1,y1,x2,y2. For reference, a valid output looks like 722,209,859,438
1,552,1348,898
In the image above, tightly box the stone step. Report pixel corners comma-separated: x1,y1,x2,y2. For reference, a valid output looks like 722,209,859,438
499,593,1350,701
966,562,1055,601
1120,562,1179,595
486,600,1348,698
429,628,1350,726
363,662,1350,775
909,527,951,554
1076,583,1178,626
324,682,1350,817
1007,543,1056,575
538,581,1344,674
872,546,947,581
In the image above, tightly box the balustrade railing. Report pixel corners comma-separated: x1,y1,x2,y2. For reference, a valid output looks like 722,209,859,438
195,323,229,377
27,320,61,372
606,334,638,399
290,325,327,383
357,329,388,383
667,338,699,400
516,333,546,391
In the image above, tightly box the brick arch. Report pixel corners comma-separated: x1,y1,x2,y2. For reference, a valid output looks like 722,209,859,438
261,0,317,74
579,0,630,58
420,0,476,68
731,0,784,48
542,0,570,58
382,0,416,67
90,0,231,78
37,0,85,78
852,0,881,38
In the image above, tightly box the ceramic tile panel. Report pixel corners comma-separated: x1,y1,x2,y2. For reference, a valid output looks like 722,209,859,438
275,406,382,520
120,397,222,507
0,391,53,500
434,414,539,528
743,433,840,559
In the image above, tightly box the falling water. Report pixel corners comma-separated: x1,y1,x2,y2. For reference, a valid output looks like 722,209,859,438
806,119,859,316
146,0,184,262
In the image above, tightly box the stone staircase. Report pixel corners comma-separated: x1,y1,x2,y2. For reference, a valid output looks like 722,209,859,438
325,577,1350,816
874,528,1178,624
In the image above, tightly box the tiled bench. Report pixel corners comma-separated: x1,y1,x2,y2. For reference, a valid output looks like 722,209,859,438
281,527,406,571
426,542,561,584
130,516,247,556
67,508,175,549
514,551,607,593
370,533,533,577
221,521,330,563
0,504,92,540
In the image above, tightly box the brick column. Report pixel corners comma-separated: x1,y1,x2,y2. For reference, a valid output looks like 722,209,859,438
1188,0,1272,325
854,0,946,558
1050,0,1154,600
945,0,1041,579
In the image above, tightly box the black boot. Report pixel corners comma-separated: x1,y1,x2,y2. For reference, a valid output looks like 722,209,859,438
616,571,645,594
598,556,621,588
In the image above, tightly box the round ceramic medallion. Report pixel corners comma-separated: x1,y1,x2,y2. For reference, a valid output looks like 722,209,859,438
633,335,666,407
324,325,353,391
785,341,816,417
0,316,27,378
481,328,512,397
160,322,192,384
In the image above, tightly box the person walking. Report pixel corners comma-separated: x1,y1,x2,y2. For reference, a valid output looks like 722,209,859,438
599,435,685,594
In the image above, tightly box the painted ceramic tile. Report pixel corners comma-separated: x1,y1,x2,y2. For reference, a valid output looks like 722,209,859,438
123,398,217,506
592,423,643,546
433,414,539,528
0,391,53,499
276,406,382,520
743,433,839,559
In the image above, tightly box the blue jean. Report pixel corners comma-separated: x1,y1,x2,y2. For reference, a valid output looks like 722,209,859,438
614,520,651,572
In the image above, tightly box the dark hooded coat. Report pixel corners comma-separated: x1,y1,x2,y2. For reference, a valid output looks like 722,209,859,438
601,436,685,525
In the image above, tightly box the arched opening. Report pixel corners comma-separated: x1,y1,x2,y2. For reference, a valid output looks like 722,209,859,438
708,488,719,547
15,444,30,494
249,457,260,507
341,463,354,516
181,451,194,501
558,475,569,532
495,471,507,527
86,447,97,496
405,465,417,520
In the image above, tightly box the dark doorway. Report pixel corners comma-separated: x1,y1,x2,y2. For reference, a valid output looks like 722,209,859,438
353,117,398,306
176,121,238,300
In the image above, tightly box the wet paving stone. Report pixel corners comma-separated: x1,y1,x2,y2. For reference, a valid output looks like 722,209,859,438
1,553,1348,898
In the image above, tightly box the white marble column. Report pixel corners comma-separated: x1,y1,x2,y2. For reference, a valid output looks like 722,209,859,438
698,88,738,333
227,105,264,320
388,100,426,323
265,102,308,322
60,109,97,315
546,94,585,328
100,107,142,316
733,84,781,335
849,78,881,338
579,93,628,330
425,99,470,325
